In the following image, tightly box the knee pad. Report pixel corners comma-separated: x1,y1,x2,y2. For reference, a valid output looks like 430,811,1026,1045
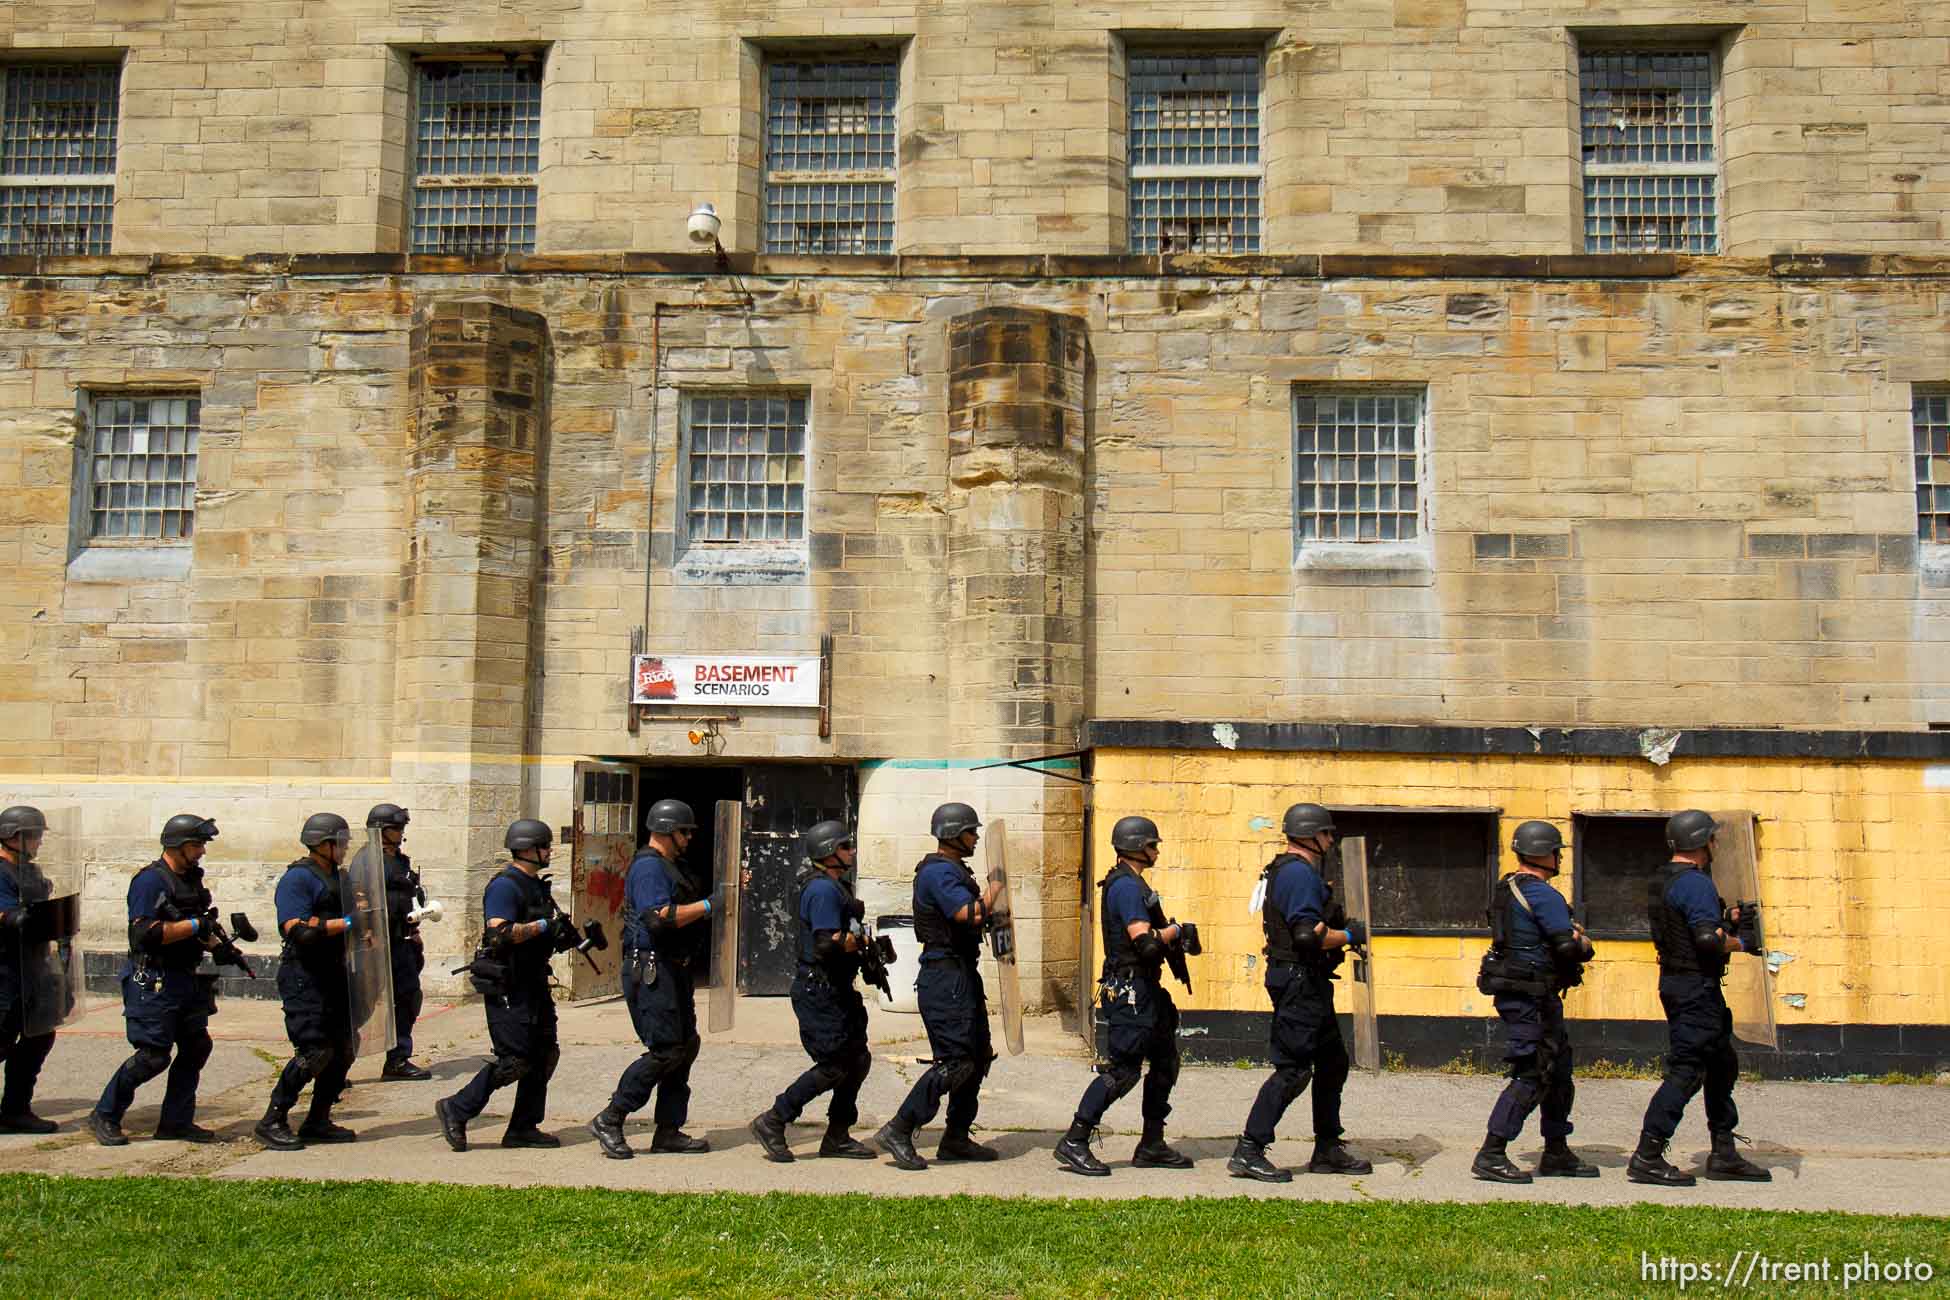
126,1045,173,1083
1273,1065,1311,1106
938,1057,981,1092
849,1049,874,1084
489,1054,532,1087
178,1032,214,1069
1507,1051,1545,1089
1098,1059,1143,1104
1151,1051,1181,1093
808,1060,851,1092
294,1045,336,1077
1664,1059,1706,1093
538,1044,561,1081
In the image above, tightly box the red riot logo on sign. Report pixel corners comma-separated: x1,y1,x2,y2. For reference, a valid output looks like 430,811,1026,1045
635,657,676,701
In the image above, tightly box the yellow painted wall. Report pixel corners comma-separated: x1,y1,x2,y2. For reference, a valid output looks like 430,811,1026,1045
1090,749,1950,1031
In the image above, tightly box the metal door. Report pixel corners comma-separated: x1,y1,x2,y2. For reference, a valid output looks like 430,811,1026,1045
739,764,854,995
570,761,637,1000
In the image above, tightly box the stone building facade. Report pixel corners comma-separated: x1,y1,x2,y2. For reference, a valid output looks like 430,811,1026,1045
1,1,1946,1075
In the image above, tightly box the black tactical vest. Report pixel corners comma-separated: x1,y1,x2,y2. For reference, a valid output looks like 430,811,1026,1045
494,865,558,988
1647,864,1724,979
1099,861,1163,981
281,859,345,975
912,853,981,960
1260,852,1343,974
797,871,862,983
131,859,214,973
1486,873,1549,962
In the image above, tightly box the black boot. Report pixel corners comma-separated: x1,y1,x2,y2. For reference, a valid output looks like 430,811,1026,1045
937,1131,1000,1162
0,1111,57,1135
818,1128,876,1159
1536,1138,1600,1178
1626,1130,1696,1187
1308,1139,1373,1175
1053,1121,1110,1177
154,1122,218,1143
254,1109,304,1152
1471,1134,1532,1184
1226,1137,1292,1183
501,1126,561,1149
435,1097,469,1153
587,1108,633,1160
750,1110,795,1163
1132,1127,1193,1169
652,1126,710,1154
87,1111,128,1147
873,1120,928,1171
297,1118,357,1144
1705,1131,1772,1182
381,1059,432,1082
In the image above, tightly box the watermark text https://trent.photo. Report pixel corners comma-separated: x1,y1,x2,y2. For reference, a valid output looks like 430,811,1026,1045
1641,1250,1937,1290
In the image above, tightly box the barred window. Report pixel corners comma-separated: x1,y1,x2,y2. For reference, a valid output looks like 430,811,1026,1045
682,394,809,546
1916,390,1950,545
1578,48,1717,253
411,61,540,255
764,59,896,255
82,393,199,542
1293,391,1425,545
1128,51,1261,254
0,63,120,255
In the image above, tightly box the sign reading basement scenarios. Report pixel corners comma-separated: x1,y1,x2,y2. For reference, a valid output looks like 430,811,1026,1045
632,654,821,707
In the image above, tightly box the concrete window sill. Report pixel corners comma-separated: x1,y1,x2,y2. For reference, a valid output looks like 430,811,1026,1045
674,546,808,585
1293,542,1433,573
66,546,192,582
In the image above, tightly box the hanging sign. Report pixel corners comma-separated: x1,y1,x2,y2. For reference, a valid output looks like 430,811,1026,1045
632,653,821,708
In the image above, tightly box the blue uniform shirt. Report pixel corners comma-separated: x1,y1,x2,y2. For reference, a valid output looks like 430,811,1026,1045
915,855,978,923
484,871,528,928
274,863,338,931
1103,870,1150,937
623,850,677,952
1505,873,1574,957
1664,867,1722,931
1270,855,1328,931
0,862,22,918
802,873,848,935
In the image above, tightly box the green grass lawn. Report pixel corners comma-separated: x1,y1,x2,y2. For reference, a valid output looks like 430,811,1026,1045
2,1172,1942,1298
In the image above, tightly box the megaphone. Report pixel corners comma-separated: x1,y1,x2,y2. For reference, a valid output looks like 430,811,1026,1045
408,897,445,925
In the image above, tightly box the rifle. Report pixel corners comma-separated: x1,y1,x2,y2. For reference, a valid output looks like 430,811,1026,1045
549,904,610,973
1142,889,1200,992
158,893,259,979
852,920,897,1000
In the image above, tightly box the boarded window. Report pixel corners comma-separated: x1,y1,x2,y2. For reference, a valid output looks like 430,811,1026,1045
410,60,541,255
764,58,897,254
0,62,120,255
1127,49,1262,253
1577,47,1717,253
1570,812,1668,938
1328,808,1498,934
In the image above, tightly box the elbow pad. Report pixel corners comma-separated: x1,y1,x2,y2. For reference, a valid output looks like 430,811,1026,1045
1132,932,1167,964
646,902,678,932
1547,930,1584,965
1691,924,1724,959
813,931,842,961
1290,918,1324,955
289,920,325,946
131,918,166,952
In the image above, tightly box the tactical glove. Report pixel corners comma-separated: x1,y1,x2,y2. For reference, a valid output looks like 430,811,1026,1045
1342,918,1369,950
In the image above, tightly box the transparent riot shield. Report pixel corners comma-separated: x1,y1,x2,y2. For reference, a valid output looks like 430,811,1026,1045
985,817,1025,1057
1339,835,1381,1072
17,805,86,1037
343,826,397,1060
707,799,743,1034
1710,812,1777,1051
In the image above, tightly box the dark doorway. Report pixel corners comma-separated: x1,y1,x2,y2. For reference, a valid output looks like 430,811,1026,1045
635,765,745,989
740,764,855,996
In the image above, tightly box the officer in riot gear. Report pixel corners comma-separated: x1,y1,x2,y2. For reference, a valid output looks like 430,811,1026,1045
749,819,877,1162
89,813,226,1145
0,806,58,1132
1054,814,1196,1177
1228,802,1373,1182
436,819,564,1151
256,813,360,1150
589,799,715,1159
359,804,430,1081
874,801,1005,1171
1629,810,1771,1186
1471,820,1599,1184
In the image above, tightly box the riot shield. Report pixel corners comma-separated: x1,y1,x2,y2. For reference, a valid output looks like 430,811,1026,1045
1709,812,1777,1051
985,817,1025,1057
17,805,86,1037
343,827,397,1060
1339,835,1381,1073
707,799,743,1034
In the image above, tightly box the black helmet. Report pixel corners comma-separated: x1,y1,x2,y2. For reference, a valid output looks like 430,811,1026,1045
505,818,553,854
1111,815,1162,854
644,799,698,836
1511,820,1565,857
299,812,351,849
0,805,48,846
160,813,219,849
1282,802,1336,840
1665,809,1718,852
930,802,981,840
365,803,410,830
803,819,853,863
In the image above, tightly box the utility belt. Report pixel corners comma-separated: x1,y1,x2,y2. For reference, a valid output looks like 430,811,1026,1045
1097,968,1150,1008
920,946,976,966
1476,948,1554,998
622,944,693,990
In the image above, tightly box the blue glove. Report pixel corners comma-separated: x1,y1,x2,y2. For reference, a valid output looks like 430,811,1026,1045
1343,918,1368,950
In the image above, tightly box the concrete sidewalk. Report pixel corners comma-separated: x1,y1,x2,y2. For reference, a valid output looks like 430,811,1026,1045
6,992,1947,1215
